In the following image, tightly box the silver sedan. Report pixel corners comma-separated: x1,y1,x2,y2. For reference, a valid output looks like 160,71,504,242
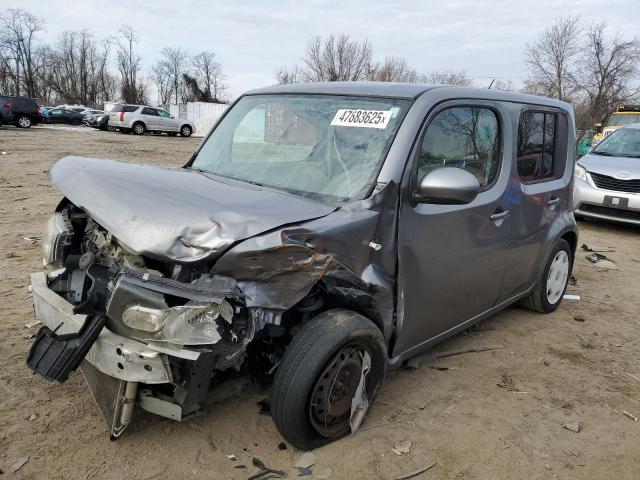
574,123,640,225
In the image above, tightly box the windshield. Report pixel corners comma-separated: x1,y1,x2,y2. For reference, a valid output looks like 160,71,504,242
190,94,410,203
606,114,640,127
592,128,640,158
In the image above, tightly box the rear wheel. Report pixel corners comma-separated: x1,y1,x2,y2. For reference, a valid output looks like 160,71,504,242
521,238,572,313
271,309,387,450
119,128,130,134
180,125,192,137
70,118,81,126
132,122,145,135
167,132,178,137
16,115,32,128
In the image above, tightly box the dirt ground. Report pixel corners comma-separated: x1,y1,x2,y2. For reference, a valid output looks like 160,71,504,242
1,125,639,480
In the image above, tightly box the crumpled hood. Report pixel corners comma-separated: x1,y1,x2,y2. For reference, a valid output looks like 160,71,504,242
579,153,640,179
49,156,336,263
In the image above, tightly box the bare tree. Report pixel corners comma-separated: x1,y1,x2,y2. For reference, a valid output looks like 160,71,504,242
157,46,189,103
370,56,418,82
116,25,146,104
151,61,172,106
0,8,44,96
192,51,226,102
523,16,581,101
419,70,473,86
275,65,304,84
575,22,640,125
277,34,374,83
47,30,116,106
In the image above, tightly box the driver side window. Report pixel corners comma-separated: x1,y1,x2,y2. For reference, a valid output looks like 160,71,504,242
417,106,500,188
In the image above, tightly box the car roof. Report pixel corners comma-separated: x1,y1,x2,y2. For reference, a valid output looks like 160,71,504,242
245,81,572,109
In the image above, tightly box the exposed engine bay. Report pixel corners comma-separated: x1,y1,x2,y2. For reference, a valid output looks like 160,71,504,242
37,201,310,427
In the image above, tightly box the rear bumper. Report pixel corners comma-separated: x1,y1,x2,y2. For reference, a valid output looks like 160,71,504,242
30,271,172,384
573,176,640,225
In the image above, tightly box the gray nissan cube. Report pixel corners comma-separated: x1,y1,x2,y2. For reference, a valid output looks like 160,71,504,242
28,82,578,450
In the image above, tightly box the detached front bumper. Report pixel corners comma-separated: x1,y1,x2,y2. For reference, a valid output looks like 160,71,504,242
29,271,204,437
573,176,640,225
30,271,172,383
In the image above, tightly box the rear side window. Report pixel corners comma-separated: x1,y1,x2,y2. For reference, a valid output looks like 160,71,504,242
417,106,501,188
141,107,157,115
517,111,557,183
111,105,139,113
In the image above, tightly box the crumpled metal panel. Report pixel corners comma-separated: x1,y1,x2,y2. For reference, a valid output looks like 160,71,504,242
49,156,335,263
213,182,400,339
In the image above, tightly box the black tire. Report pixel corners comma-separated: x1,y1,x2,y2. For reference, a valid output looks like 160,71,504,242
168,132,178,137
179,125,192,137
132,122,145,135
70,118,81,126
271,309,387,450
521,238,573,313
15,115,32,128
119,128,130,134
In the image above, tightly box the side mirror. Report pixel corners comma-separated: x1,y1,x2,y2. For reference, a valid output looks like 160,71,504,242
413,167,481,205
593,122,602,132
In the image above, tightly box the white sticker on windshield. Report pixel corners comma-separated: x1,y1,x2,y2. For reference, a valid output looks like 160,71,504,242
331,109,393,129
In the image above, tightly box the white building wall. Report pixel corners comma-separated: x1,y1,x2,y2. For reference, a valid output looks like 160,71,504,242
169,102,229,137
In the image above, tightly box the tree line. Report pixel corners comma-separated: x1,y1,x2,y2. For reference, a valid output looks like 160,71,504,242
0,8,227,107
1,7,638,128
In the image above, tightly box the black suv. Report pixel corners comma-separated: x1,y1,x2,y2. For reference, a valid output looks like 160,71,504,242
0,95,43,128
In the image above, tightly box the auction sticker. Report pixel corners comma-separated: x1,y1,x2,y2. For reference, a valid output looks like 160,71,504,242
331,109,392,129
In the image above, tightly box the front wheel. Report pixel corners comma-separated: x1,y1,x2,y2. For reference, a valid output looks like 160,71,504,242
271,309,387,450
132,122,145,135
521,238,572,313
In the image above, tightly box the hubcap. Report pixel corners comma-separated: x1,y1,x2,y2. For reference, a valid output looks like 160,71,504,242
546,250,569,304
309,344,366,438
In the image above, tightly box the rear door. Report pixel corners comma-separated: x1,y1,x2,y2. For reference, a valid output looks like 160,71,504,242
394,100,512,356
500,108,571,299
141,107,159,130
48,108,64,124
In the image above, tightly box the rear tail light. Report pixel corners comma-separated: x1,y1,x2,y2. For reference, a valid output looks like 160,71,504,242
3,102,11,109
120,112,124,122
36,106,41,114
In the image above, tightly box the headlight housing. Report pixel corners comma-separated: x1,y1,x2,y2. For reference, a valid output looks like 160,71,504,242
575,163,588,182
42,213,71,268
121,301,234,345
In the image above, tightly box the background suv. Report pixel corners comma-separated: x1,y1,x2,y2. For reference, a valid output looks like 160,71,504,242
108,104,195,136
0,95,43,128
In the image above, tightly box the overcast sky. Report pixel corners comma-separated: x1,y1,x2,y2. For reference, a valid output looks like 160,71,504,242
17,0,640,99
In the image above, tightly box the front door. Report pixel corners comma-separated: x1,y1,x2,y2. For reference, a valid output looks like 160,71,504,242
394,102,512,357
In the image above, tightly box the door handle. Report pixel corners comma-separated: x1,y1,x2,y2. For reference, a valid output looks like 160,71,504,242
490,210,510,221
547,197,560,207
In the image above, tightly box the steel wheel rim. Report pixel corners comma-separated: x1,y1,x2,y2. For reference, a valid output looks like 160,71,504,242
308,343,365,438
546,250,569,304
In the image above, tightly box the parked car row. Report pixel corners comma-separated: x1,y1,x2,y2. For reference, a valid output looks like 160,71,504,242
0,95,195,137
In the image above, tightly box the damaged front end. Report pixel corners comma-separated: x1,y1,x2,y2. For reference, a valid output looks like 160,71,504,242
28,156,399,440
28,202,259,438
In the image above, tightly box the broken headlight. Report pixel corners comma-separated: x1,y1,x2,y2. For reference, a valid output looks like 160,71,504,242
42,212,71,268
121,301,234,346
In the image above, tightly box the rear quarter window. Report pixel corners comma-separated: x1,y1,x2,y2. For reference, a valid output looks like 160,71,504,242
517,110,567,183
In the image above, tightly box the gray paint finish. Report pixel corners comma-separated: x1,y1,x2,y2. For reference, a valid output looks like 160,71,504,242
49,156,335,263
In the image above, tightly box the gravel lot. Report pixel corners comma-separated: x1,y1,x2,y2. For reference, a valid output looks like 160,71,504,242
1,125,639,479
